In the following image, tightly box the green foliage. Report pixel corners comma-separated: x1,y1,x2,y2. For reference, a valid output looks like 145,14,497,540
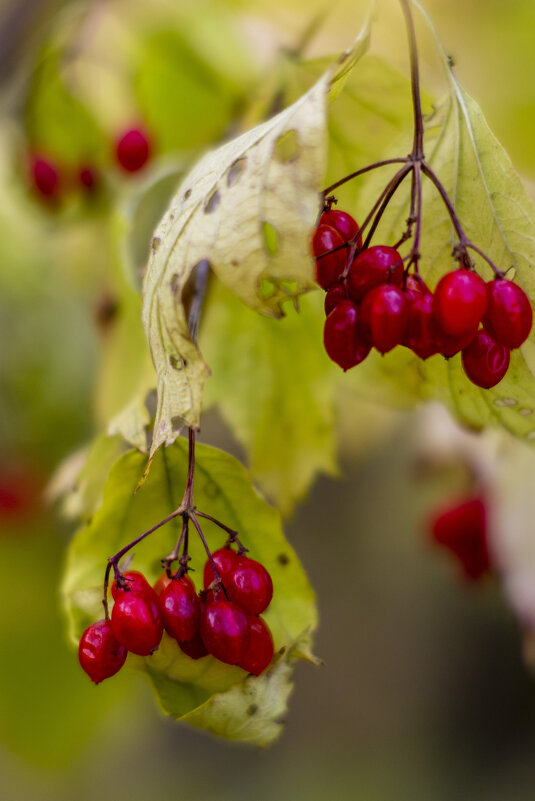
62,439,317,744
201,282,337,514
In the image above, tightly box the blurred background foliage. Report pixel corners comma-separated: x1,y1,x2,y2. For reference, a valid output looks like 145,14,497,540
3,0,535,798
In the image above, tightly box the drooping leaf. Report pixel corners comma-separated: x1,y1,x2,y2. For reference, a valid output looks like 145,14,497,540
201,281,337,515
62,439,317,745
348,25,535,442
142,29,369,456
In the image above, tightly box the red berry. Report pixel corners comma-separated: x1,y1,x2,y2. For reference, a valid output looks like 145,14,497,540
323,300,370,371
433,269,487,337
324,282,347,315
30,155,60,199
111,592,163,656
429,495,490,581
79,166,98,192
203,547,239,590
179,630,209,660
153,572,173,597
227,556,274,615
402,293,441,359
346,245,404,303
461,329,510,389
115,128,151,172
483,278,532,349
404,274,429,303
239,616,274,676
359,284,409,354
312,225,348,290
319,209,362,247
200,600,249,665
111,570,155,601
78,619,127,683
160,575,201,643
436,328,478,359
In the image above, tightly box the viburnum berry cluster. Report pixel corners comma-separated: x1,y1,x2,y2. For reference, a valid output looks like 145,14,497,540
28,125,152,205
78,430,275,684
312,3,532,389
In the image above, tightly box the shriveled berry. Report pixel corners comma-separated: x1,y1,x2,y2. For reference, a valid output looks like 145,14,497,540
347,245,404,303
115,128,151,172
483,278,532,349
324,282,347,315
227,556,273,615
429,495,490,581
403,293,441,359
111,592,163,656
111,570,155,601
239,616,274,676
203,546,239,590
320,209,362,246
160,575,201,643
324,300,370,371
461,330,510,388
359,284,409,354
78,619,127,683
312,225,348,290
433,269,487,337
179,630,209,660
200,600,249,665
31,155,60,199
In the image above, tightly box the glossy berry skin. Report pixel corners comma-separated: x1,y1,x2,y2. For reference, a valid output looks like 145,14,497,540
179,630,209,660
115,128,151,172
483,278,533,349
319,209,362,247
347,245,404,303
324,300,370,371
227,556,274,615
324,282,347,315
433,269,487,337
404,274,429,303
359,284,409,354
111,570,155,601
403,293,441,359
203,547,239,590
111,592,163,656
160,575,201,643
461,330,510,389
78,619,127,683
153,572,173,597
239,616,274,676
436,328,477,359
429,496,490,581
200,600,249,665
312,225,347,290
31,156,60,199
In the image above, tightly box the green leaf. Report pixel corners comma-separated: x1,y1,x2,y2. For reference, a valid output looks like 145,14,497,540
350,27,535,442
142,34,369,457
201,282,337,515
62,440,317,745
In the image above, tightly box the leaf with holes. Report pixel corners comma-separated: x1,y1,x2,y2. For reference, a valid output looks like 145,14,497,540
142,27,370,457
349,27,535,442
61,439,317,745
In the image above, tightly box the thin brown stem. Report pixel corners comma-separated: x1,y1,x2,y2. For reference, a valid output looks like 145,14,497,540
322,158,409,196
194,510,248,554
400,0,424,159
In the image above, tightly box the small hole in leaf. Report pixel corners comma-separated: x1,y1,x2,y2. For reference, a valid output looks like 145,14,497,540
259,278,278,299
494,397,517,408
262,221,279,256
227,158,247,187
151,236,161,253
274,130,299,163
519,408,533,416
169,355,186,370
170,273,181,296
277,553,290,566
247,704,258,716
184,188,192,201
204,190,220,214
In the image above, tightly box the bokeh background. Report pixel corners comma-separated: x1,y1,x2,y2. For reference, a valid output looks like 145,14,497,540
2,0,535,799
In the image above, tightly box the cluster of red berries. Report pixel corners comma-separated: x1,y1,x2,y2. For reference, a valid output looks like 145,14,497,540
313,207,533,389
29,127,152,203
429,494,490,581
78,546,274,684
